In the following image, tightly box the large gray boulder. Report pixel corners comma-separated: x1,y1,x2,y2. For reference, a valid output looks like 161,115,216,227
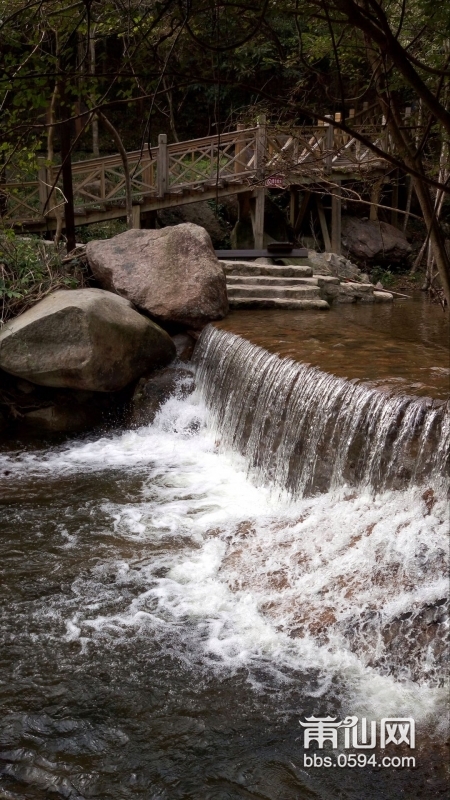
0,288,175,392
342,217,412,265
86,224,228,328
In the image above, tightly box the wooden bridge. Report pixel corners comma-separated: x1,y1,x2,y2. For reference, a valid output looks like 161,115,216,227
1,112,399,253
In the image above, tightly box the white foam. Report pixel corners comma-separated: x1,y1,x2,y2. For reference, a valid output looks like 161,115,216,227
5,390,447,726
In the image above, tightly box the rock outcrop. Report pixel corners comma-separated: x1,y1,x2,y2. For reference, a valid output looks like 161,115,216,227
0,368,131,436
129,364,195,426
19,396,111,434
307,250,365,281
86,224,228,328
172,332,196,361
0,288,175,392
342,217,412,265
155,200,229,247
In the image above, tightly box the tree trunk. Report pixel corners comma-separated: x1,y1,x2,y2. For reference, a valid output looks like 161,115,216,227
97,111,133,228
412,175,450,302
90,34,99,157
366,45,450,304
60,114,76,252
163,77,179,142
46,37,63,246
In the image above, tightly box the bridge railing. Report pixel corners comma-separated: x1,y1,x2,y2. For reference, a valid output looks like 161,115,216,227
265,123,389,178
0,126,262,225
1,119,395,226
166,126,259,190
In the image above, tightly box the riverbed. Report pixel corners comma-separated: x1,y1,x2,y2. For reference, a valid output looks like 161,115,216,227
0,299,448,799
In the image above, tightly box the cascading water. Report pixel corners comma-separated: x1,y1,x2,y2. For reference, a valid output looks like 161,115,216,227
194,326,449,497
190,326,449,690
0,316,448,799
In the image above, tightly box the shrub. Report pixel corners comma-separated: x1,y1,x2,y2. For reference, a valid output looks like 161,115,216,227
370,266,395,287
0,230,90,327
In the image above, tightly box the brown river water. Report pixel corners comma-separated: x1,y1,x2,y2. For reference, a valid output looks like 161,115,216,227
216,297,450,400
0,297,448,799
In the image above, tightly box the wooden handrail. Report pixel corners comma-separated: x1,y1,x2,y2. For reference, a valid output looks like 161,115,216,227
3,120,408,229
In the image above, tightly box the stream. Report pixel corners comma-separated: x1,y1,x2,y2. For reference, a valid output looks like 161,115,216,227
0,299,448,799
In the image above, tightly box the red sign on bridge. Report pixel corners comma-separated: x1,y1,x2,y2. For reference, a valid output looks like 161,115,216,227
265,175,286,188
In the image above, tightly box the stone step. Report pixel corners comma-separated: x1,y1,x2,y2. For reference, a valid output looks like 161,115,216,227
229,297,330,310
225,274,340,288
226,275,319,287
227,284,322,300
220,260,313,278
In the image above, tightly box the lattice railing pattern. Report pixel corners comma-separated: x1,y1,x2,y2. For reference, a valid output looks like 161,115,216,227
166,128,258,189
1,122,393,225
264,125,388,179
0,181,41,222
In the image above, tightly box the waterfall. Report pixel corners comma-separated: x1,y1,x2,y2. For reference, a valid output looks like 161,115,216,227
194,326,449,497
1,329,447,704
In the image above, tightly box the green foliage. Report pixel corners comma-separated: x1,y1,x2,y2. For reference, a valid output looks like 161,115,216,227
74,219,127,242
0,0,449,292
370,266,395,286
0,229,89,327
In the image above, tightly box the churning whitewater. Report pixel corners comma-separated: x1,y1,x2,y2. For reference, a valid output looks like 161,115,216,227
1,327,448,733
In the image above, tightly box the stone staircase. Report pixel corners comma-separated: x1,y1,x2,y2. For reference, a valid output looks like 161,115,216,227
221,260,393,309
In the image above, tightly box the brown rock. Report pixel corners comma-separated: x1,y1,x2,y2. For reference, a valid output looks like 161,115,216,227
172,333,196,361
344,598,449,684
308,250,363,280
0,288,175,392
342,217,412,265
21,403,103,433
86,224,228,328
0,365,133,437
156,200,229,246
129,365,195,426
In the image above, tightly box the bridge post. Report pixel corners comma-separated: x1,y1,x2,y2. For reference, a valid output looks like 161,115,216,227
316,197,331,252
255,114,267,181
235,123,245,175
157,134,168,197
100,164,106,200
331,183,342,254
325,117,333,173
132,205,141,229
289,188,299,228
334,112,343,148
251,187,265,249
